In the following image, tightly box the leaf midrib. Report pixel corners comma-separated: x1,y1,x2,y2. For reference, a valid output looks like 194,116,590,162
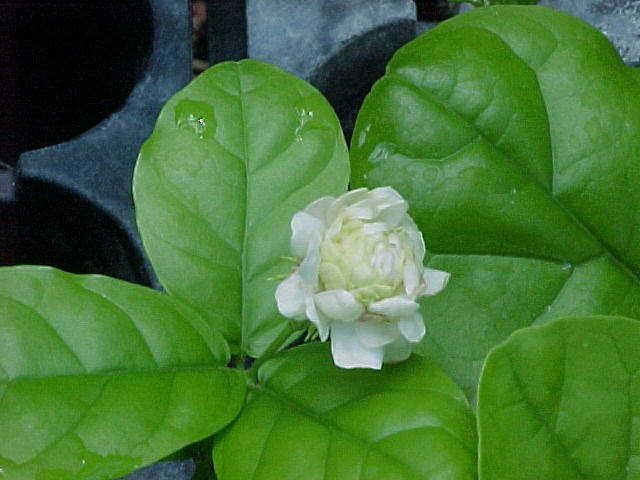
233,62,252,355
253,383,472,480
0,286,226,380
1,364,231,383
498,325,638,480
388,27,640,290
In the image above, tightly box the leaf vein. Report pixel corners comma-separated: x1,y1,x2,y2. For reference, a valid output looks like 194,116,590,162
255,385,435,479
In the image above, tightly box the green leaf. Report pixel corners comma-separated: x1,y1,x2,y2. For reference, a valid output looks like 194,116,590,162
451,0,539,6
134,59,349,357
0,266,246,480
350,5,640,398
478,316,640,479
213,342,477,480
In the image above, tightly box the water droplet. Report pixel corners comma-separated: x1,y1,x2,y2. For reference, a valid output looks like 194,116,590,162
544,305,552,313
561,261,572,271
357,124,371,148
174,99,216,139
368,142,396,164
294,107,315,141
510,187,518,194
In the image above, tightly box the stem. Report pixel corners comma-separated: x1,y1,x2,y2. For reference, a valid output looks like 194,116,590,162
245,322,299,385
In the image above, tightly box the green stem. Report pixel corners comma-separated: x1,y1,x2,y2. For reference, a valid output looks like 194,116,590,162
245,322,299,385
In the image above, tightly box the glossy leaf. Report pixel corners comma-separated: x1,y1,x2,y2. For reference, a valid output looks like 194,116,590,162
214,342,477,480
134,59,350,357
0,266,246,480
350,5,640,397
453,0,540,6
478,316,640,479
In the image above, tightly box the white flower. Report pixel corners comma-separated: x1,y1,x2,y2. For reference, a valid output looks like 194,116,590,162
275,187,450,369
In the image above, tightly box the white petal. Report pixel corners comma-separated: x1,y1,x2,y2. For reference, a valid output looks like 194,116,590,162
382,337,413,363
330,322,383,369
314,289,364,322
355,319,400,348
275,273,308,320
376,199,407,227
423,268,451,296
290,211,325,259
326,189,369,224
403,262,420,297
372,243,395,273
368,296,419,318
335,188,369,207
298,247,320,285
368,186,404,207
402,216,426,261
345,206,373,220
306,298,330,341
398,312,426,342
362,222,388,235
303,195,335,222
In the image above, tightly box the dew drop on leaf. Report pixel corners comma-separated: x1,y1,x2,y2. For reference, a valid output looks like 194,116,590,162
369,142,396,164
357,123,371,148
174,99,216,139
294,106,315,141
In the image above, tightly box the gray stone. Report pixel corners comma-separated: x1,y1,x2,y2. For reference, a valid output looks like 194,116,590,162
247,0,416,78
119,460,195,480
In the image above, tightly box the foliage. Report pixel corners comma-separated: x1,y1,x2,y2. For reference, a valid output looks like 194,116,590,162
351,4,640,400
451,0,539,7
1,5,639,479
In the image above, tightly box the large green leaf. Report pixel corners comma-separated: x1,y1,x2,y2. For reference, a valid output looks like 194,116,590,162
134,59,350,357
451,0,539,6
0,266,246,480
478,316,640,479
350,5,640,398
213,342,477,480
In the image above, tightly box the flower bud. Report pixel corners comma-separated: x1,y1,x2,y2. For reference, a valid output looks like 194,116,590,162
275,187,449,369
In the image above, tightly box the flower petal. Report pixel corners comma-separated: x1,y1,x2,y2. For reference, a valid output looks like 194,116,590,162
355,319,400,348
326,188,369,224
402,216,426,261
398,312,426,342
306,298,330,341
275,273,308,320
344,206,374,220
423,268,451,296
336,188,369,207
314,289,364,322
331,321,383,369
290,211,325,259
368,186,404,207
376,199,407,227
403,261,420,297
368,296,419,318
303,195,335,222
298,246,320,285
362,222,388,235
382,337,413,363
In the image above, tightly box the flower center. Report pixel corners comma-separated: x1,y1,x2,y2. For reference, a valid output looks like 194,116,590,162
318,215,409,305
